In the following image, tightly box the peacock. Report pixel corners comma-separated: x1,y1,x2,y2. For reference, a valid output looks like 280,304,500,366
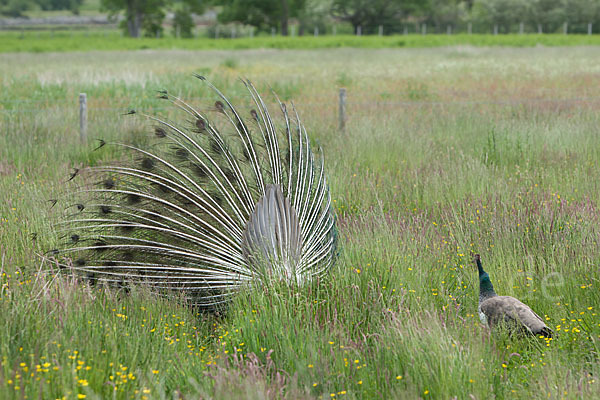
49,77,338,307
474,254,552,338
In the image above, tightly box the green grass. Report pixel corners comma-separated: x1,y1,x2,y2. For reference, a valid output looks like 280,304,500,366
3,31,600,53
1,47,600,399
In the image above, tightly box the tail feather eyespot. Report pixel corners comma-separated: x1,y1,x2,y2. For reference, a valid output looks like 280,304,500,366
196,118,206,132
141,158,155,171
100,205,111,214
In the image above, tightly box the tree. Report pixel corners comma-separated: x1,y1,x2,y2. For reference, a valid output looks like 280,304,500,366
0,0,84,17
295,0,332,35
422,0,468,32
102,0,169,37
562,0,600,32
218,0,306,36
331,0,416,34
0,0,34,17
35,0,84,14
471,0,529,33
525,0,565,32
172,0,204,37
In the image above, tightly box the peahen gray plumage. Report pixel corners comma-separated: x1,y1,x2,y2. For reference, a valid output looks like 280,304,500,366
474,254,552,338
50,77,338,307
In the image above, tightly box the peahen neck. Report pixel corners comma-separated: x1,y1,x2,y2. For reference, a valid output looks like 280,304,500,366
476,258,497,304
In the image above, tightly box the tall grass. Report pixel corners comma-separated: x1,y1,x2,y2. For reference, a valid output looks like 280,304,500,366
1,47,600,399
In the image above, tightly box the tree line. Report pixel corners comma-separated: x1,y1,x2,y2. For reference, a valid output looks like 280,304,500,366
2,0,600,37
1,0,84,17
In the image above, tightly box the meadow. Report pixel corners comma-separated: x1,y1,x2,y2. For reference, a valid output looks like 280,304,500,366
1,46,600,399
3,31,600,53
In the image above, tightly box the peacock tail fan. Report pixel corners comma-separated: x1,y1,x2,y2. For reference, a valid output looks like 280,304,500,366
48,77,338,308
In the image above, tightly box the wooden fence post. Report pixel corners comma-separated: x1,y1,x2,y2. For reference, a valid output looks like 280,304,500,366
338,88,346,131
519,22,524,34
379,25,383,36
588,23,593,35
468,22,472,34
79,93,87,143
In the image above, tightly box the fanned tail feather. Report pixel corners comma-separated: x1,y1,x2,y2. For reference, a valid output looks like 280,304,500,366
48,78,337,307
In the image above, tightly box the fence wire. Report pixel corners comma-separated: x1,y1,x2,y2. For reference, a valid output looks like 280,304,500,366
3,95,600,115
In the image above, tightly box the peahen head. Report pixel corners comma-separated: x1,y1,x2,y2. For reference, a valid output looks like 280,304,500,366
474,254,497,301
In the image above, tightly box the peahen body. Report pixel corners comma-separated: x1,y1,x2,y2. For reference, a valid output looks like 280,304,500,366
475,254,552,338
51,77,338,307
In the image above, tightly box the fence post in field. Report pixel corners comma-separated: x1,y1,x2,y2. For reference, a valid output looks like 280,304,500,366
333,25,337,35
493,24,498,35
403,26,408,35
231,26,236,39
538,24,542,34
314,27,319,36
468,22,472,34
447,25,452,35
250,27,254,38
215,26,219,39
519,22,524,34
563,22,568,34
422,24,426,35
357,26,362,36
588,23,593,35
338,88,347,132
379,25,383,36
291,25,295,36
79,93,87,143
271,27,275,36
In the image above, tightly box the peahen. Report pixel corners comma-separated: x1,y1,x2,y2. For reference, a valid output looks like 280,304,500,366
50,77,338,307
474,254,552,338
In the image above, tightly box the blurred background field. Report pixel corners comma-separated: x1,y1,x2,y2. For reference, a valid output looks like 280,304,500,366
1,45,600,399
3,0,600,51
